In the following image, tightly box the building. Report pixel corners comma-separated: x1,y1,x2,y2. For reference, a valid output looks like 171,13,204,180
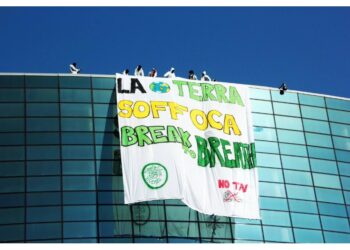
0,73,349,243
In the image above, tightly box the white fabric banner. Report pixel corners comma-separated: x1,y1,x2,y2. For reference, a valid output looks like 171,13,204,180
116,74,260,219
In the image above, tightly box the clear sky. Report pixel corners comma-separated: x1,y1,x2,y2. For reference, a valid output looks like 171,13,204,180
0,7,349,97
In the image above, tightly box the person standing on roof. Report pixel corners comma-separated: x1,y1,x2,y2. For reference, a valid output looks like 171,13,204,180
134,65,144,76
164,67,176,78
201,71,211,81
148,68,158,77
70,62,80,74
188,70,197,80
122,69,129,75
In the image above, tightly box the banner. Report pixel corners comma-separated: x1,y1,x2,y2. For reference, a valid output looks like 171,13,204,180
116,74,260,219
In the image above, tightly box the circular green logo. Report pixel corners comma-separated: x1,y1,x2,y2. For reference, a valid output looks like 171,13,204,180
141,163,168,189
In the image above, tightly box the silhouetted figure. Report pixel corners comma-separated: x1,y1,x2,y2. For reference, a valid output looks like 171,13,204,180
148,68,158,77
164,67,176,78
70,62,80,74
201,71,211,81
188,70,197,80
134,65,144,76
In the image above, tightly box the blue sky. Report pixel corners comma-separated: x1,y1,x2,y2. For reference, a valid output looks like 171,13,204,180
0,7,349,97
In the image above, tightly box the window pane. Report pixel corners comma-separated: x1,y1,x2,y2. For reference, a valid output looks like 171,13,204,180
281,155,309,171
63,222,97,238
291,213,321,229
92,77,115,89
308,146,335,160
27,118,59,131
341,176,350,190
284,170,312,186
294,229,323,243
27,146,60,160
27,132,59,145
63,191,96,205
330,122,350,137
277,129,305,144
63,176,95,191
301,106,327,120
27,192,61,206
324,231,350,243
95,132,118,145
260,197,288,211
333,136,350,151
275,116,302,130
0,146,25,161
251,100,273,113
234,224,263,240
249,88,271,100
279,143,307,157
0,133,24,145
258,168,284,182
286,184,315,200
326,98,350,112
273,103,300,117
289,199,317,214
0,75,24,88
26,76,58,88
259,182,286,197
27,177,61,192
0,193,24,207
335,150,350,162
26,89,58,102
60,89,91,102
303,119,330,134
255,141,279,154
0,162,24,177
94,104,116,118
328,109,350,124
27,223,61,240
61,132,94,144
299,94,325,107
313,173,341,189
310,158,338,174
61,118,93,131
27,103,59,117
261,210,290,226
256,153,281,168
94,118,115,132
0,89,24,102
62,145,94,160
0,225,24,241
0,118,24,132
252,113,275,128
27,161,61,176
315,188,344,203
321,216,350,233
306,133,333,148
27,206,61,223
319,202,347,217
339,162,350,176
64,205,96,221
271,91,298,103
61,103,92,117
62,160,95,175
60,76,91,89
93,90,115,103
263,226,294,242
254,127,277,141
0,103,24,117
0,208,24,224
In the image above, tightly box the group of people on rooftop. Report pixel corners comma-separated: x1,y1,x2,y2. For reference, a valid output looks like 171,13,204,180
69,63,214,81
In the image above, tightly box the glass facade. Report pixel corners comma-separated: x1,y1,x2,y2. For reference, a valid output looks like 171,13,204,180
0,74,349,243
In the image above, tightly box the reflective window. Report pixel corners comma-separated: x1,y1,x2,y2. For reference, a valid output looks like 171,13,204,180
279,143,307,157
92,77,116,89
259,182,286,198
26,89,58,102
310,158,338,174
27,176,61,192
326,98,350,112
271,91,298,104
294,229,323,243
281,155,309,171
95,132,118,145
96,160,115,175
291,213,321,229
259,197,288,211
62,145,94,160
0,225,24,241
63,222,97,238
289,199,317,214
27,146,60,160
95,145,116,160
0,146,25,161
0,118,24,132
324,231,350,243
27,161,61,176
61,132,94,144
321,216,350,233
313,173,341,189
64,205,96,221
286,185,315,200
0,162,24,177
26,76,58,88
339,162,350,176
255,141,279,154
0,75,24,88
330,122,350,137
277,129,305,144
251,100,273,113
249,88,271,100
301,106,327,120
167,222,199,238
275,116,303,130
303,119,330,134
341,176,350,190
27,118,59,131
0,89,24,102
261,210,291,226
284,170,312,186
93,90,115,103
27,132,59,145
0,208,24,224
99,221,132,237
99,205,129,220
0,133,24,145
308,146,335,160
60,76,91,89
273,102,300,117
94,118,115,132
259,168,284,183
27,103,59,117
263,226,294,243
256,153,281,168
27,192,61,206
60,89,91,102
63,176,96,191
62,160,95,175
252,113,275,128
328,109,350,124
319,202,347,217
336,150,350,162
345,191,350,205
61,118,93,131
299,94,325,107
254,127,277,141
0,194,24,208
233,223,263,240
333,136,350,151
315,188,344,203
26,223,61,240
61,103,92,117
0,103,24,117
94,104,116,118
305,133,333,148
63,192,96,205
27,206,61,222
